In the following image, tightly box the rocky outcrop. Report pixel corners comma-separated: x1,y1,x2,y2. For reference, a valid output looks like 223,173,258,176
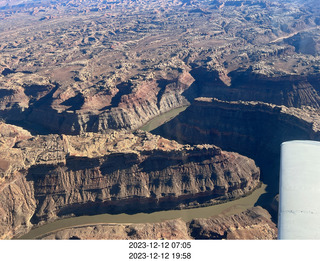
189,206,277,240
0,123,36,239
0,123,32,181
4,68,320,134
38,206,277,240
6,68,320,135
0,123,260,238
2,0,319,241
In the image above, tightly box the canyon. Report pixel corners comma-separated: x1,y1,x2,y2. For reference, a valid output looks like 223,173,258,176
153,97,320,201
0,0,319,135
0,0,319,240
153,97,320,163
0,122,260,239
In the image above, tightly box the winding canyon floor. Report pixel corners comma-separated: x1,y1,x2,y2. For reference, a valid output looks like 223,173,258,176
0,0,320,240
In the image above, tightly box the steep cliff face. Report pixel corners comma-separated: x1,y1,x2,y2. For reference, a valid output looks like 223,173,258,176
0,72,193,135
0,123,260,238
153,98,320,194
154,98,320,154
27,139,260,223
184,67,320,109
2,67,320,135
25,77,192,134
284,32,320,56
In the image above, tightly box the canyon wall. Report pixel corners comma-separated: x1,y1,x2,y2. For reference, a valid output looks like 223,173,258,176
0,123,260,239
29,146,260,223
0,172,36,239
184,68,320,109
0,72,193,135
154,98,320,153
1,67,320,136
153,98,320,194
0,0,318,241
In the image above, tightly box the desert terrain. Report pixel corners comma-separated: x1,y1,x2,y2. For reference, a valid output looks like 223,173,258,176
0,0,319,239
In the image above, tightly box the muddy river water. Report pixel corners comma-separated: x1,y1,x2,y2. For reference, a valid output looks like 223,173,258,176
140,106,189,132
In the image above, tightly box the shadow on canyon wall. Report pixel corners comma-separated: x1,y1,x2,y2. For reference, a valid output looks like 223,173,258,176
151,68,320,219
184,66,320,108
26,147,254,224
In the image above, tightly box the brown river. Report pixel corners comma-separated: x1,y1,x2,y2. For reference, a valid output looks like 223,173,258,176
140,106,189,132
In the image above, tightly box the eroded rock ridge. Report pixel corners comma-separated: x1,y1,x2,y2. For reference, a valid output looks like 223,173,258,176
0,123,260,239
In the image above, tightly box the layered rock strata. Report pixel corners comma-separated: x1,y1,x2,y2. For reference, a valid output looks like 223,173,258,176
0,73,192,134
1,0,317,241
0,123,260,239
0,0,319,134
0,172,36,240
189,206,277,240
3,69,320,135
153,97,320,197
153,97,320,153
185,68,320,109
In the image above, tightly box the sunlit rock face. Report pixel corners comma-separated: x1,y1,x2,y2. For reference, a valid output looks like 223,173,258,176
0,0,319,135
0,123,259,239
0,0,319,240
